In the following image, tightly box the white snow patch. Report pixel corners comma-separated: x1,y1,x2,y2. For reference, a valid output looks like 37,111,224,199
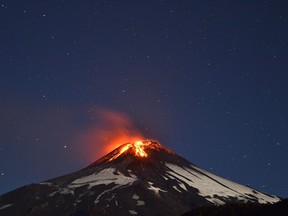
147,181,167,195
59,188,74,195
162,175,168,180
129,173,137,178
137,200,145,206
94,185,117,204
129,210,137,215
73,199,81,206
209,198,225,205
40,182,53,186
194,165,280,204
48,187,74,197
165,163,280,204
48,190,58,197
69,168,137,189
132,194,139,199
127,169,137,178
0,204,13,210
132,193,145,205
66,168,138,204
173,185,182,193
77,168,136,204
107,194,115,202
166,173,187,191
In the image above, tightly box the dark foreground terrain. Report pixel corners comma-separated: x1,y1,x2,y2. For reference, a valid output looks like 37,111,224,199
182,199,288,216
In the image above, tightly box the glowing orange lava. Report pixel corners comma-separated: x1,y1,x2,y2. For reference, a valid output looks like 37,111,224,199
134,141,148,157
109,140,150,161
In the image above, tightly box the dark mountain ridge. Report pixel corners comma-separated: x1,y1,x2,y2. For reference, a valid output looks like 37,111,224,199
0,140,281,216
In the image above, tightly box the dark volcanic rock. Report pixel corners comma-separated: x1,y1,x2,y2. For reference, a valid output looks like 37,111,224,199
181,199,288,216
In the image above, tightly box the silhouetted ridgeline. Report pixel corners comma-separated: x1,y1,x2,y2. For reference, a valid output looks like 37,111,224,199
181,199,288,216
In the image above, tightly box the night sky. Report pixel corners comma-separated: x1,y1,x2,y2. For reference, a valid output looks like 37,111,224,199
1,1,288,198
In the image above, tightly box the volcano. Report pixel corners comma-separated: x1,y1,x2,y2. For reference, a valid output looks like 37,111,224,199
0,140,281,216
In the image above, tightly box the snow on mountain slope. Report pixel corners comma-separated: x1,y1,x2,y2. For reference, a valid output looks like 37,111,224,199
0,140,281,216
165,163,280,205
69,168,137,189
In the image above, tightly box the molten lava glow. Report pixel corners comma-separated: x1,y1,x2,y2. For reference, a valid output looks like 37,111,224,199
96,109,144,156
134,141,148,157
109,140,150,161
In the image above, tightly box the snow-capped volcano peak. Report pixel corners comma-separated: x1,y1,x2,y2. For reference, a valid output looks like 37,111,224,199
0,140,281,216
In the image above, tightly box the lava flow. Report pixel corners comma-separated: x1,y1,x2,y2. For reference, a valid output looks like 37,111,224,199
109,140,151,161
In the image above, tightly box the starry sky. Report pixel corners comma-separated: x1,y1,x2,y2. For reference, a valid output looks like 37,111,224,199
1,0,288,198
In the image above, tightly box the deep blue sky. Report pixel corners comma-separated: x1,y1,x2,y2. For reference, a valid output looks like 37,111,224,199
1,0,288,198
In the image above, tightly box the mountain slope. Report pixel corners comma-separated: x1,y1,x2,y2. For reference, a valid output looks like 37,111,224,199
0,140,281,216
